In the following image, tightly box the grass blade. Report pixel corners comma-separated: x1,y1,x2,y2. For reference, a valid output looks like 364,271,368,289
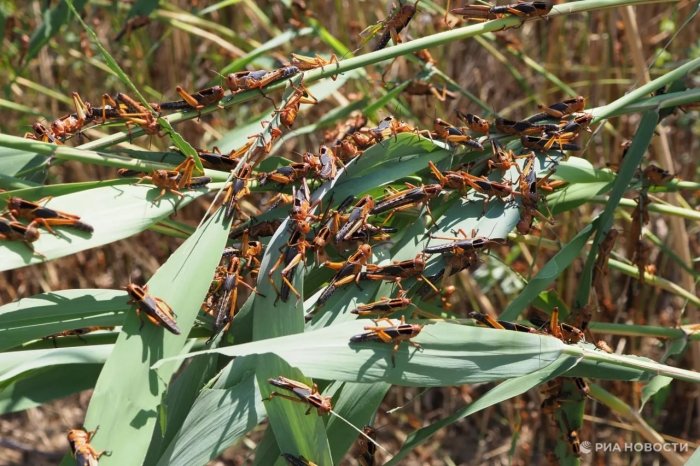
574,110,659,308
0,288,125,351
157,321,566,386
154,355,266,466
384,355,581,465
59,208,230,466
0,185,206,271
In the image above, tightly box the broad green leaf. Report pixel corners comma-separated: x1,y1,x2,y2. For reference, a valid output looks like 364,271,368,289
335,133,451,185
0,174,39,191
248,77,323,342
251,215,305,340
305,280,383,329
59,209,230,466
640,375,673,410
256,355,333,466
554,157,616,184
158,321,566,386
0,363,101,414
0,146,48,184
0,185,205,272
0,288,126,351
0,179,135,201
0,345,111,385
155,356,266,466
547,181,613,215
144,348,222,465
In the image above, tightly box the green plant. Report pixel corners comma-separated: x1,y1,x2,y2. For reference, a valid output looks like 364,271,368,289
1,1,699,465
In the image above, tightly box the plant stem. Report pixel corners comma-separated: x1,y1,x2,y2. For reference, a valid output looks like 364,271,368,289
77,0,677,150
592,57,700,121
510,232,700,306
0,134,230,182
590,196,700,221
588,321,700,340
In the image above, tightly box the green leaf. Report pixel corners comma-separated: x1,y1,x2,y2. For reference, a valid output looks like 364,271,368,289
0,288,126,351
335,133,451,186
553,157,616,184
547,181,613,215
256,354,333,466
0,344,111,386
157,321,566,386
0,363,101,414
251,217,305,340
157,118,204,175
144,348,222,465
384,355,580,465
0,185,205,272
154,356,266,466
0,146,48,184
574,110,659,308
0,179,136,201
501,220,597,321
563,343,700,383
0,174,40,191
62,208,230,466
640,375,674,409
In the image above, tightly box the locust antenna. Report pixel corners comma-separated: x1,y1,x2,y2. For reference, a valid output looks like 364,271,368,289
329,409,393,458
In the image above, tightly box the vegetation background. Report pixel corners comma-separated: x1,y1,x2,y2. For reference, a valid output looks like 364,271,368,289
0,0,698,465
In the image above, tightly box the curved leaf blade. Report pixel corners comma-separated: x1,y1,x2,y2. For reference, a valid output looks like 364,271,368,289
384,354,581,465
62,209,230,466
0,289,126,351
0,363,101,414
0,185,205,272
158,321,566,386
256,355,333,466
155,356,266,466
